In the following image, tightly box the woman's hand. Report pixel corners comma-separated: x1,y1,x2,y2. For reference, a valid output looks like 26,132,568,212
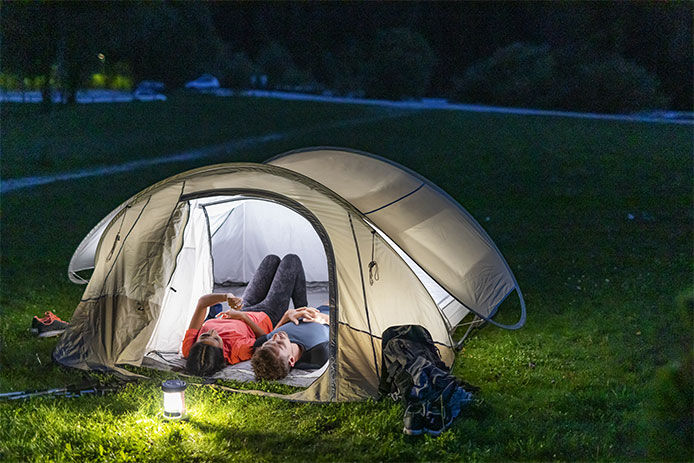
227,293,243,310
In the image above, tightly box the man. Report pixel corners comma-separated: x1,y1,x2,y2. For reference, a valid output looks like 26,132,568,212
251,305,330,380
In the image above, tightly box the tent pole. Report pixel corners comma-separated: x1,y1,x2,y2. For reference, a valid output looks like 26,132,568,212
454,315,482,351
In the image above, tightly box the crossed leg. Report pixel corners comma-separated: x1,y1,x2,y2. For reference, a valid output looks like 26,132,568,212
242,254,308,327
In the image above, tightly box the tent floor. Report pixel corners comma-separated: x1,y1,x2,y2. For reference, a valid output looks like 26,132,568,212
142,352,327,388
142,281,330,387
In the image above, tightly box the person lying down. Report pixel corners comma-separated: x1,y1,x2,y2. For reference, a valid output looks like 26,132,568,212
181,254,329,380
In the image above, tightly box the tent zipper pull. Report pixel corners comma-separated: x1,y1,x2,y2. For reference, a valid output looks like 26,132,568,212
368,261,379,285
368,230,379,285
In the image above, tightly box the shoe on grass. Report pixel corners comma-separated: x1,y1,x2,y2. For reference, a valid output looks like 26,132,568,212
424,397,446,437
31,311,69,337
402,402,426,436
424,386,473,436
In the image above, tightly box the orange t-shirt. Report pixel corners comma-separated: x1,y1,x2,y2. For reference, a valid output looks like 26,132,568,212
181,312,272,365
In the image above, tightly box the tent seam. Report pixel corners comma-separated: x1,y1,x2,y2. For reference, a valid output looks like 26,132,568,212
348,214,382,383
96,195,152,298
363,183,425,215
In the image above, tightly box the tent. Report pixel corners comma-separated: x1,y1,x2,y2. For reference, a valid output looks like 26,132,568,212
54,147,526,402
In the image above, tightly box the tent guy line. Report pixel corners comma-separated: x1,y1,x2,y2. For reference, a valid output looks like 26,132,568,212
0,111,410,194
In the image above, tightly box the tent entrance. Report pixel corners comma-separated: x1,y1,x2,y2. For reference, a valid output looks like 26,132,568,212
143,194,334,389
206,196,331,326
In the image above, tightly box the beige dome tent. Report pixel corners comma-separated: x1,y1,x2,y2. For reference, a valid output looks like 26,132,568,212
54,147,525,402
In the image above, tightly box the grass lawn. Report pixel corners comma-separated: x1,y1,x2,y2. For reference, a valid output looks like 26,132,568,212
1,94,691,462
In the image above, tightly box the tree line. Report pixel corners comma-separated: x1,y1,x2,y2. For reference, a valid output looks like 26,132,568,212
2,1,691,112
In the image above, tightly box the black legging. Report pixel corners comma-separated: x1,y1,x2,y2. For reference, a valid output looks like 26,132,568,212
241,254,308,328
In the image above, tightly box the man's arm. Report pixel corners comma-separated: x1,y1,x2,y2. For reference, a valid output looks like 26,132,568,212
187,293,238,330
275,307,320,328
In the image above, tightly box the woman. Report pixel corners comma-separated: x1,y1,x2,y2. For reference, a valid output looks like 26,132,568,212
183,253,313,376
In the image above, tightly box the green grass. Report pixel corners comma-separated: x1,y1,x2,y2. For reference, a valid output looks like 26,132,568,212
1,95,692,462
0,93,391,179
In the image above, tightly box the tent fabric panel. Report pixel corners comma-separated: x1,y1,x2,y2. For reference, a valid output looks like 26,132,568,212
370,184,515,318
268,149,517,320
52,298,101,369
55,183,188,370
145,201,214,355
78,196,152,301
349,218,452,346
68,205,124,280
335,324,381,401
268,149,422,214
113,195,189,364
369,219,454,317
54,294,149,370
91,183,187,303
210,200,328,283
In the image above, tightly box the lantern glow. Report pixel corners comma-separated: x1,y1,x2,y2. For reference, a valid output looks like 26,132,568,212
161,380,187,419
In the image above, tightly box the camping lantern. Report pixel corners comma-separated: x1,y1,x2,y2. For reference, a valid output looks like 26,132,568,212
161,380,187,419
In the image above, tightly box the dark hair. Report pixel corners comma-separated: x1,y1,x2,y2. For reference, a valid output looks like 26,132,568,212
186,342,225,376
251,345,291,380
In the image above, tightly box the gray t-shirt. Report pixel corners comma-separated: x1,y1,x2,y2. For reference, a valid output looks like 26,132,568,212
253,305,329,369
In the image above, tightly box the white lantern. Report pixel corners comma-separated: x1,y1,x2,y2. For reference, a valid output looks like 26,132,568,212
161,380,187,419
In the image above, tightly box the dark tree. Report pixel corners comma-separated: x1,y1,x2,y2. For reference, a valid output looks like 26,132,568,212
366,28,436,100
1,1,224,102
108,2,223,88
3,2,692,109
1,1,57,107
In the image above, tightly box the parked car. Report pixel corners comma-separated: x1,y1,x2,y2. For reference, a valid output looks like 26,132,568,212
133,87,167,102
184,74,220,90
